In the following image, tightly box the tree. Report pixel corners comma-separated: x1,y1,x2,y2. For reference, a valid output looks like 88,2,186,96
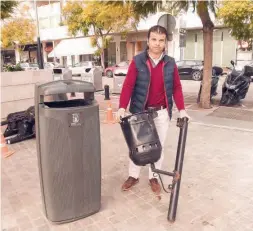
1,1,18,20
218,0,253,49
1,18,36,57
63,1,136,69
171,1,217,109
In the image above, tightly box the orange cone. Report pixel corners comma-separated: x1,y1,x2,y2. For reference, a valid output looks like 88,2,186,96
1,134,14,158
103,102,116,124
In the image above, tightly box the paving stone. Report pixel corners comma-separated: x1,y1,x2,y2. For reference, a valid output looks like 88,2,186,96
2,113,253,231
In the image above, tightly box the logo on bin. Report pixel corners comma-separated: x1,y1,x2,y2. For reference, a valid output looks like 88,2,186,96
71,113,81,126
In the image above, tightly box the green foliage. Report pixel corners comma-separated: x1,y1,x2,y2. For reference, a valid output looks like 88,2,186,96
218,0,253,42
1,1,18,20
1,18,36,48
63,1,135,42
3,63,24,72
63,1,137,68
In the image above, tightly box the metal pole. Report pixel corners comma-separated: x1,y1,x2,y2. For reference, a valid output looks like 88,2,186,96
34,0,44,69
104,85,110,100
53,40,56,63
167,117,188,223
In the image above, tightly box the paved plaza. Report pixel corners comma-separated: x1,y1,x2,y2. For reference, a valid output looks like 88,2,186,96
2,79,253,231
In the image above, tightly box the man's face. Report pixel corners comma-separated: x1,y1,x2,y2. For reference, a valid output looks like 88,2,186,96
147,32,166,55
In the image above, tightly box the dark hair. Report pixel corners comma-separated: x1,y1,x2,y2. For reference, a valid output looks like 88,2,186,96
147,25,168,40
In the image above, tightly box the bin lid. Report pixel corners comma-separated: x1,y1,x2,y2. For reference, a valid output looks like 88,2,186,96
36,80,95,96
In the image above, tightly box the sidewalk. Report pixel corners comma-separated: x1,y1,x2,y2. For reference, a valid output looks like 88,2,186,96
2,96,253,231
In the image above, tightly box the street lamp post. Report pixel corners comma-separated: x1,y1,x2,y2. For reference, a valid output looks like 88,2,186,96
34,0,44,69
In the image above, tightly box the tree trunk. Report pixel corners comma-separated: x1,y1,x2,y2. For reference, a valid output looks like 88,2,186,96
60,0,63,25
200,25,213,109
100,49,105,71
251,40,253,60
197,2,214,109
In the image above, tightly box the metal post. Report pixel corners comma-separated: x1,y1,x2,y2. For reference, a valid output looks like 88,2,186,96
34,0,44,69
167,117,189,222
104,85,110,100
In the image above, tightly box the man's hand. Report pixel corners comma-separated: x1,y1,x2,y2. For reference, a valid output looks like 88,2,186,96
115,108,126,121
179,110,191,121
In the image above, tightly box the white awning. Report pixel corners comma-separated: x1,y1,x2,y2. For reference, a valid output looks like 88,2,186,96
48,37,96,58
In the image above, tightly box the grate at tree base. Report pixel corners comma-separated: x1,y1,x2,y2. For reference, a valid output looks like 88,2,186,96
208,107,253,122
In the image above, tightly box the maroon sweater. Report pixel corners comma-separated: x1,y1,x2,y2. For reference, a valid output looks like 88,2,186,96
119,59,185,111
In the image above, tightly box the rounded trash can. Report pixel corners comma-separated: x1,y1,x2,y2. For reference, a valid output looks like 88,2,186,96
81,67,103,91
52,67,72,81
35,80,101,224
113,68,128,94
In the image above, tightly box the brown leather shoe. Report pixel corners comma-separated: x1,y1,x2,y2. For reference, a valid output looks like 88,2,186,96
121,177,139,191
149,178,161,195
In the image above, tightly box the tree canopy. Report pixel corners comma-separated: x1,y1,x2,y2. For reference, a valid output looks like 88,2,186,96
63,1,137,68
218,0,253,43
1,18,36,48
1,1,18,20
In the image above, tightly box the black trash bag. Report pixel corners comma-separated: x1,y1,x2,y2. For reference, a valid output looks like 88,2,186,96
120,110,162,166
1,106,35,144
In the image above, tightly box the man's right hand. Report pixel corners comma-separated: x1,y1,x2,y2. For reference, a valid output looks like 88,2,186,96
115,108,126,121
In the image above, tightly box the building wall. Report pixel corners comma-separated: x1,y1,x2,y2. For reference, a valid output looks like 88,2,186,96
184,32,195,60
38,2,61,29
1,70,53,119
184,28,237,67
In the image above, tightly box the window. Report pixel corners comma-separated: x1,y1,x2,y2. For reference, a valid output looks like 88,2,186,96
80,62,93,67
195,60,203,65
185,61,197,66
30,63,38,68
20,63,29,68
117,61,128,67
176,61,184,67
120,41,127,61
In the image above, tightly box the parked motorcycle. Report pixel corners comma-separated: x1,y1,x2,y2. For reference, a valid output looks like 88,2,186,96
220,60,253,106
197,66,223,103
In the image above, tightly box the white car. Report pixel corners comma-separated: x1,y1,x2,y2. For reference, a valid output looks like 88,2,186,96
69,61,102,76
20,63,39,71
44,62,55,69
113,66,129,77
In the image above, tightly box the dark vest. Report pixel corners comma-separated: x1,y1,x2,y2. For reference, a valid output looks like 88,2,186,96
129,51,175,119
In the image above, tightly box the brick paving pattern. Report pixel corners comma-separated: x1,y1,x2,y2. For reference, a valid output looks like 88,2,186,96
2,118,253,231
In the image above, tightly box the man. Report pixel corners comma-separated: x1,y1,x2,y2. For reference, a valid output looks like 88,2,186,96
116,25,190,197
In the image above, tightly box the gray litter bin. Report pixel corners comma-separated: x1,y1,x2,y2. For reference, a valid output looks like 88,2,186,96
35,80,101,224
113,68,128,94
81,67,103,91
53,68,72,81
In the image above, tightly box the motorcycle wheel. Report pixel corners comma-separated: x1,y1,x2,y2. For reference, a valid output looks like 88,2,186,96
220,94,232,106
220,92,239,106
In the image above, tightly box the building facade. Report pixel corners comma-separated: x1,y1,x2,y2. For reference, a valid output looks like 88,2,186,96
6,1,249,68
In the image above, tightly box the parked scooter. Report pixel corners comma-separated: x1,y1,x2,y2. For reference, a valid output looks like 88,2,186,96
220,60,252,106
197,66,223,103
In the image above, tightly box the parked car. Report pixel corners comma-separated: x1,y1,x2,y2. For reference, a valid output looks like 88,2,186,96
69,61,102,76
176,60,224,81
44,62,55,69
105,61,129,78
113,66,129,76
20,62,39,71
176,60,203,81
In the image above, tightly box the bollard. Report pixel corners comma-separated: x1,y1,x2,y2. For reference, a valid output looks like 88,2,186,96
104,85,110,100
150,117,189,223
167,117,188,222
